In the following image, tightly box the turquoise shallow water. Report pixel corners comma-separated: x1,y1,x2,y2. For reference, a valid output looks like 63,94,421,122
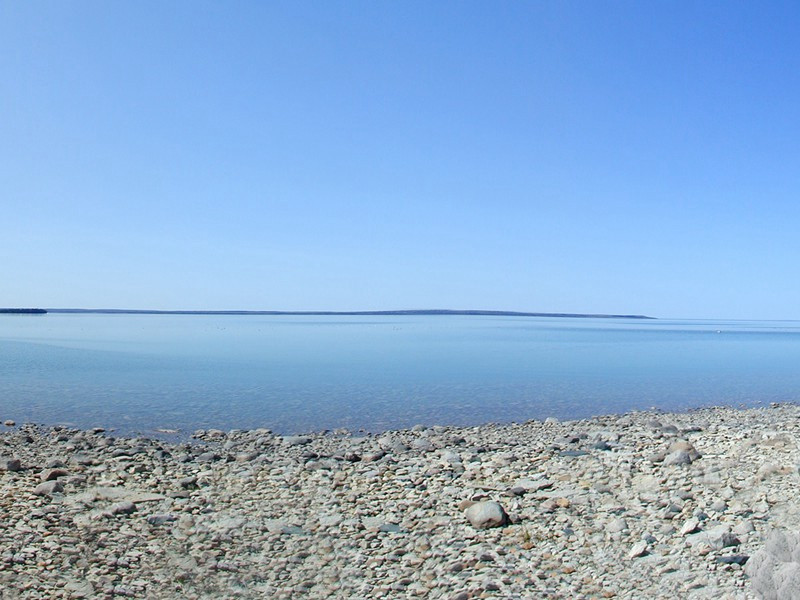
1,314,800,435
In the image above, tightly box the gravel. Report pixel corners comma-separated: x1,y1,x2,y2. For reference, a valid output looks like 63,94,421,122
4,403,800,598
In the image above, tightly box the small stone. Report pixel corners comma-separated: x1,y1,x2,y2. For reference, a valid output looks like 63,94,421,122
41,468,69,482
34,480,64,496
362,451,386,462
663,450,692,466
411,438,434,452
109,501,137,515
4,420,15,427
628,541,648,558
715,555,749,565
733,521,755,536
179,476,198,489
147,514,177,525
3,458,21,472
195,452,219,463
680,518,700,536
669,440,700,459
709,499,727,513
458,499,476,511
282,436,312,446
608,518,628,533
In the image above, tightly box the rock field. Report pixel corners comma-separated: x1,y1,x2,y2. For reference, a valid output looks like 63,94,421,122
3,404,800,599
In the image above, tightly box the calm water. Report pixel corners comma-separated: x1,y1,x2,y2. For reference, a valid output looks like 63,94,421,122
2,314,800,436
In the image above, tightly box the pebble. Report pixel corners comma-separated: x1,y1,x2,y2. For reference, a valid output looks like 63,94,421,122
629,541,648,558
2,457,21,472
33,480,64,496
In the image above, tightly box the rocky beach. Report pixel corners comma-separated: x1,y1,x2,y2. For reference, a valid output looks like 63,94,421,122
2,404,800,599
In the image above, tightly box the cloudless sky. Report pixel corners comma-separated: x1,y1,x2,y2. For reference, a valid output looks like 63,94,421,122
2,1,800,318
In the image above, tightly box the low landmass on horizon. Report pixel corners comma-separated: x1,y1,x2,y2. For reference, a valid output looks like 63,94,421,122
41,308,655,319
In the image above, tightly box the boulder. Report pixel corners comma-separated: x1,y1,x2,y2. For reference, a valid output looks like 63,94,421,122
465,501,508,529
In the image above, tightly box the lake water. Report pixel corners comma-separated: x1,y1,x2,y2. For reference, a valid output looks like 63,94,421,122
2,314,800,436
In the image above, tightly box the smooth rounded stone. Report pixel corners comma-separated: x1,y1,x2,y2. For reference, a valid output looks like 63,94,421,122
440,450,461,464
716,555,749,565
687,525,740,550
411,438,434,452
607,518,628,533
361,450,386,462
234,450,259,462
2,458,21,472
282,436,312,447
663,450,692,466
147,513,177,525
668,440,701,460
512,478,553,493
108,501,137,515
318,514,343,528
3,420,15,427
377,436,410,453
195,451,219,463
733,520,756,536
465,501,508,529
70,453,95,466
709,499,728,513
178,476,198,489
559,449,589,457
34,480,64,496
756,463,792,481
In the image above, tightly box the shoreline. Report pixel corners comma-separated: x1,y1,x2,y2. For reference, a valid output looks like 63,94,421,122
2,404,798,598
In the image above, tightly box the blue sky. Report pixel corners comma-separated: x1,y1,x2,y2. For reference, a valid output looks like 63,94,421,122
2,1,800,318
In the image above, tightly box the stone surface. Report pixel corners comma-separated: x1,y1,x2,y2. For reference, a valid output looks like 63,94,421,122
3,405,800,597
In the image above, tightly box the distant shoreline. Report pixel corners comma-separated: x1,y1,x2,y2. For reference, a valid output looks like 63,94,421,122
44,308,655,319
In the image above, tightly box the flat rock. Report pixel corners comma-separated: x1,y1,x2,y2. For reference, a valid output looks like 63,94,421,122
282,436,312,446
66,486,165,505
629,541,648,558
34,480,64,496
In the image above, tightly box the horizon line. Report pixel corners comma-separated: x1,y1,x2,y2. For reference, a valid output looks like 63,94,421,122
37,308,657,319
